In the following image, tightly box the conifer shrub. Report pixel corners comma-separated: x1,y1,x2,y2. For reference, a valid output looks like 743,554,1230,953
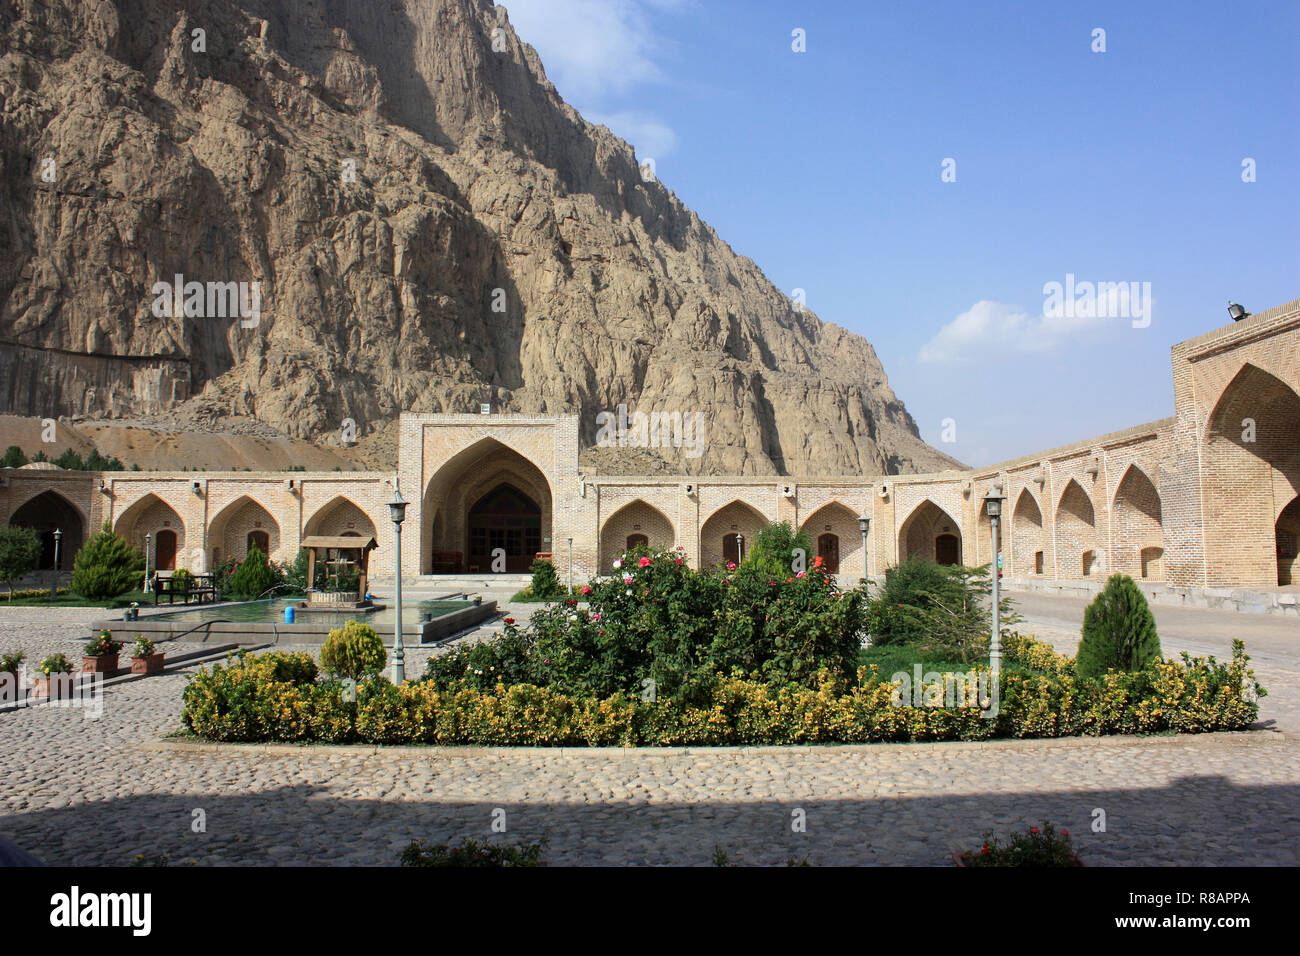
71,523,145,599
223,544,278,600
320,620,387,681
1076,574,1163,679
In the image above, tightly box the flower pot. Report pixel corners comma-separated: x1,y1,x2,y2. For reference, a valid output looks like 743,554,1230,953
82,653,118,675
33,674,74,699
130,653,165,675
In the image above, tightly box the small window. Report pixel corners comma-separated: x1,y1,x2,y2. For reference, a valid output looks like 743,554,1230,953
1034,551,1044,575
626,533,649,550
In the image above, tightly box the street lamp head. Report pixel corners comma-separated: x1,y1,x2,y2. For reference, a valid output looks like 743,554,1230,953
54,528,62,540
982,485,1005,520
388,478,407,526
857,514,870,534
1228,301,1249,322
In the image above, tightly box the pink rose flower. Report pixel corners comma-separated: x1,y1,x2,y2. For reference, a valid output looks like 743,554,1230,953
639,556,651,567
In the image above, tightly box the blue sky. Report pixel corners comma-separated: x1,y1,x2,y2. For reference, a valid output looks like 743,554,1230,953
502,0,1299,467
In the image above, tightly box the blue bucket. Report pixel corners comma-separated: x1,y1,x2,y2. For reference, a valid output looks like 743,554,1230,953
284,606,296,624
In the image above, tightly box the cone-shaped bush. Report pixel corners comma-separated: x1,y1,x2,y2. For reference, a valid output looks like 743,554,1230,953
1076,573,1163,678
224,544,276,600
71,522,144,599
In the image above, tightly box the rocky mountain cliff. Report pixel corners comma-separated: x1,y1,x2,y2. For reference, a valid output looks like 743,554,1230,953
0,0,963,476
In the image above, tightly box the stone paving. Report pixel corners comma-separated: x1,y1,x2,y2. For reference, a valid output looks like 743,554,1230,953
0,596,1296,866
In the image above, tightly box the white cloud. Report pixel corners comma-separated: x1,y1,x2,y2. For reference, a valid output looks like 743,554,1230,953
917,300,1104,364
586,109,679,158
502,0,683,155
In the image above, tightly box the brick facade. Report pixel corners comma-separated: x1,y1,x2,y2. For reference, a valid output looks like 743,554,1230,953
3,299,1297,588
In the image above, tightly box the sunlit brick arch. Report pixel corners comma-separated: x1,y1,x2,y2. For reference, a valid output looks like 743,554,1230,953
1055,478,1100,579
700,500,768,568
1203,363,1300,586
1111,464,1165,580
207,495,281,567
598,500,676,570
1011,487,1048,576
114,493,187,571
799,501,862,576
303,496,377,540
898,499,962,566
8,489,86,571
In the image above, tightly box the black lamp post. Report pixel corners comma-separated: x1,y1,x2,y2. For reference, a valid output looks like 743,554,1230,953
388,480,408,683
982,485,1006,681
857,514,871,580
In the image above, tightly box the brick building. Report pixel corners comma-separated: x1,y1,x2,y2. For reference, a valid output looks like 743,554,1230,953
3,298,1297,597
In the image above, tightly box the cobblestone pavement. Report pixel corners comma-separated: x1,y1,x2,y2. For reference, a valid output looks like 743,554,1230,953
0,600,1296,867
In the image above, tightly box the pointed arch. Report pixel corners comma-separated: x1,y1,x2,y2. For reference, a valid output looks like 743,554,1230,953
1278,495,1300,586
898,499,962,565
304,496,377,539
421,436,553,574
700,500,768,568
1111,464,1164,579
1203,362,1300,586
1055,478,1099,578
800,501,863,576
114,493,187,571
8,490,86,571
599,499,676,569
208,494,281,566
1012,487,1047,576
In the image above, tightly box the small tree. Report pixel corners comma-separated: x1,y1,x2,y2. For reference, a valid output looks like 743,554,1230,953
224,544,278,600
0,526,42,599
529,559,565,599
746,521,813,578
1,446,27,468
1076,573,1163,678
71,523,145,599
320,620,387,681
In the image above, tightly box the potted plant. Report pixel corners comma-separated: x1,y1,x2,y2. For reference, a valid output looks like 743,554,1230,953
82,629,122,674
33,653,73,698
130,636,165,675
1,650,24,703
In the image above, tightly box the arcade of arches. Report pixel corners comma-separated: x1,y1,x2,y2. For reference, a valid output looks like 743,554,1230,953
1,298,1297,593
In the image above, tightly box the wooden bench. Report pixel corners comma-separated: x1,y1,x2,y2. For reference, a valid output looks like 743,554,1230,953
153,573,217,605
430,551,462,574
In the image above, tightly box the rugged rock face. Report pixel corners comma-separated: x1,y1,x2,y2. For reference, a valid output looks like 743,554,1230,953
0,0,963,476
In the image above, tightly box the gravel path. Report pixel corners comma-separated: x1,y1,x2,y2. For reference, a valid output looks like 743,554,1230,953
1,600,1296,867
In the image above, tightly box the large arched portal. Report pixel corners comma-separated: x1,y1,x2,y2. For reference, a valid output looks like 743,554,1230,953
800,502,863,577
700,501,768,568
9,491,86,571
207,495,281,568
1204,364,1300,587
422,438,553,574
899,499,962,565
1278,496,1300,586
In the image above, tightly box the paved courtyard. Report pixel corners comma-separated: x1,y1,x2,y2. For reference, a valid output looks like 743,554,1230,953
0,593,1296,866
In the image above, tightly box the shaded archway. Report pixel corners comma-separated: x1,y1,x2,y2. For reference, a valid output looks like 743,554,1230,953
422,437,553,574
898,499,962,565
114,493,186,572
467,483,542,573
800,501,863,577
1278,496,1300,586
1111,465,1164,580
1012,488,1047,576
1204,364,1300,587
700,500,768,568
304,496,378,540
1055,479,1099,578
207,495,281,567
8,491,85,571
599,500,675,569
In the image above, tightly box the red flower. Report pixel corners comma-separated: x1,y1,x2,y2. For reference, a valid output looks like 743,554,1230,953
1030,827,1039,834
503,617,515,625
638,556,651,567
1061,829,1069,837
813,556,823,568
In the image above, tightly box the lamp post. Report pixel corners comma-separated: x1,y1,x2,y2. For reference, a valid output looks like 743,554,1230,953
388,479,408,684
857,514,871,581
144,532,152,593
735,533,744,564
567,536,573,594
51,528,63,601
982,485,1006,682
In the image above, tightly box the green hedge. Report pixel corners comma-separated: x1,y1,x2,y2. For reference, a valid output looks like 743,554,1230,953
180,641,1264,746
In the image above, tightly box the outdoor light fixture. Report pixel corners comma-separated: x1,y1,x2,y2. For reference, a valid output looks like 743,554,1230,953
857,514,871,581
192,481,202,494
144,532,153,593
878,484,889,499
388,478,408,684
982,485,1007,685
1228,302,1249,322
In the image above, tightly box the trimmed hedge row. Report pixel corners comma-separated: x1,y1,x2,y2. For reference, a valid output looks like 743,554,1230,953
180,640,1263,747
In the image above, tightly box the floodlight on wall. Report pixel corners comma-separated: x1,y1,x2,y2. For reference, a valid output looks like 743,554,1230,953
684,483,695,496
1228,302,1249,322
192,481,203,495
480,403,491,414
878,484,889,499
286,479,298,492
782,485,795,498
98,480,108,493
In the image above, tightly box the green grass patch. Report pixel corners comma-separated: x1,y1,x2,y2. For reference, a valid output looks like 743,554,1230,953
1,588,153,608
